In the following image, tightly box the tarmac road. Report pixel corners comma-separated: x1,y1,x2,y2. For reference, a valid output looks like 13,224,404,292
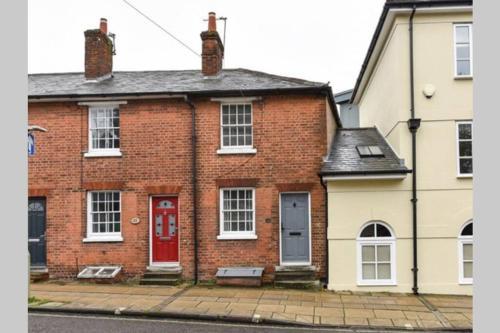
28,312,468,333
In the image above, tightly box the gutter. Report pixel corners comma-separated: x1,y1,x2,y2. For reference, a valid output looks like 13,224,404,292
319,169,411,177
184,95,199,284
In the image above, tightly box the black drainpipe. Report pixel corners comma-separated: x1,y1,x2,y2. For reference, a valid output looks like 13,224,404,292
319,175,329,288
184,95,199,284
408,5,421,295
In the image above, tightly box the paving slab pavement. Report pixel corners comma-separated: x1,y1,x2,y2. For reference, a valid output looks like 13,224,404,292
28,281,472,331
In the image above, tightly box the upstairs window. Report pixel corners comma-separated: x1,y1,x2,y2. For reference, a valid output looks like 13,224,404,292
88,105,120,156
221,103,253,149
454,24,473,77
457,121,473,176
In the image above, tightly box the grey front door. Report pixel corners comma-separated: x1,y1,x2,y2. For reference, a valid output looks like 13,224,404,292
28,198,46,267
281,193,310,264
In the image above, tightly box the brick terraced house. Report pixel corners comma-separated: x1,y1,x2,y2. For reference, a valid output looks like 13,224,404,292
28,14,340,286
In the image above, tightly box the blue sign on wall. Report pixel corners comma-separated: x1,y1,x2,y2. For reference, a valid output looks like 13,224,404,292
28,133,35,156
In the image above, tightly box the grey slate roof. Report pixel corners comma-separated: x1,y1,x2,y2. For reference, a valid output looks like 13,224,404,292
28,68,327,98
321,127,410,175
334,89,353,105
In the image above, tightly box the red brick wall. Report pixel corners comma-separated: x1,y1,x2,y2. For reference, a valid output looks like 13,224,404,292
28,94,328,281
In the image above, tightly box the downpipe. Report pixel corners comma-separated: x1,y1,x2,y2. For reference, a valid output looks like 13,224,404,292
408,5,421,295
184,95,199,284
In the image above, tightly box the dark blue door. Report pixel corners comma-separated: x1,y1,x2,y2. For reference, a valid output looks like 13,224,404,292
28,198,46,267
281,193,310,263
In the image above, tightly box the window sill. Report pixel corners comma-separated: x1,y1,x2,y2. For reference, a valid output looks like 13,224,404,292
217,234,258,240
84,150,122,158
457,174,473,179
217,147,257,155
459,280,473,285
82,235,123,243
357,281,397,286
454,75,473,80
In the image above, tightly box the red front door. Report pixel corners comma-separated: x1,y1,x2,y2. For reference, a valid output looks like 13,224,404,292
152,197,179,263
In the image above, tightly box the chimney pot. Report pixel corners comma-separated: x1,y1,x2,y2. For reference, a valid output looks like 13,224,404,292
208,12,216,32
100,18,108,34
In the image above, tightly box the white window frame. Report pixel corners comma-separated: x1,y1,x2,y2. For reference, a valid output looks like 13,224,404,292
458,221,473,285
357,222,397,286
217,102,257,155
217,188,257,240
456,121,473,177
453,23,473,78
83,191,123,242
84,104,122,157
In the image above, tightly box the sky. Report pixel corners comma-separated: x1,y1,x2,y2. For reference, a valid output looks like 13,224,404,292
28,0,385,93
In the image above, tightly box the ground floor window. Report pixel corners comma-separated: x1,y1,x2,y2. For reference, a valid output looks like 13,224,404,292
218,188,255,239
357,221,396,285
85,191,122,242
459,221,473,284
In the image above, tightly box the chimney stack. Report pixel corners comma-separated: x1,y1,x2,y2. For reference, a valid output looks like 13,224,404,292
84,18,113,80
200,12,224,76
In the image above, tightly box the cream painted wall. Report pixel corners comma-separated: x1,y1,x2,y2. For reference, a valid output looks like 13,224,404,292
328,182,472,295
328,10,473,295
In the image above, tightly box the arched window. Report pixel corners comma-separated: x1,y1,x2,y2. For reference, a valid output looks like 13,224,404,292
357,221,396,285
458,220,473,284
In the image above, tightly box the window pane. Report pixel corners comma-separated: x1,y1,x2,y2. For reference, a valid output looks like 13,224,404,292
362,246,375,261
360,224,375,237
455,26,470,43
378,263,391,279
463,244,473,261
457,60,471,76
461,223,473,236
459,141,472,157
376,224,392,237
460,158,473,174
458,124,472,139
377,245,391,261
362,264,376,279
456,45,470,59
463,262,473,278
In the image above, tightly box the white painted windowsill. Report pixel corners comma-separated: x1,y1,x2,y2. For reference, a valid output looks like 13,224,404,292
454,75,473,80
82,235,124,243
84,150,122,158
217,147,257,155
217,234,258,240
457,174,473,179
357,280,397,287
